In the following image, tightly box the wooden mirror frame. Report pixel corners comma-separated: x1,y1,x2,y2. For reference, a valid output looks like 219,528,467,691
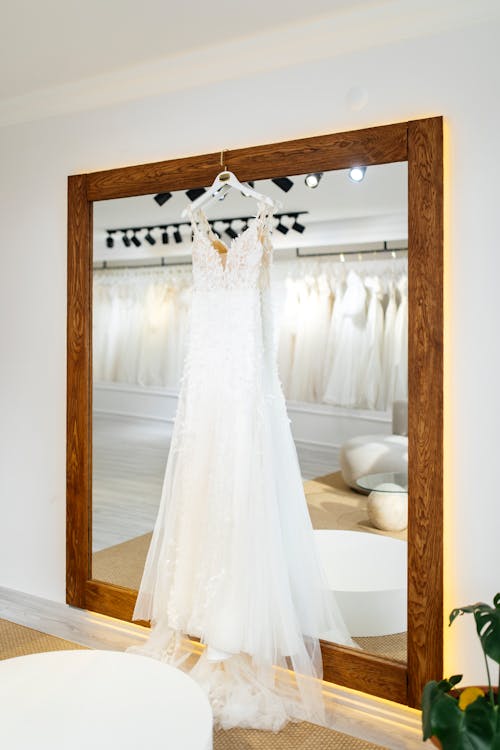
67,117,443,707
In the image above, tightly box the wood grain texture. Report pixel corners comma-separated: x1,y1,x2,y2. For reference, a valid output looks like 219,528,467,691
66,119,444,707
85,581,138,622
66,175,92,608
85,122,408,201
321,641,407,704
407,117,444,707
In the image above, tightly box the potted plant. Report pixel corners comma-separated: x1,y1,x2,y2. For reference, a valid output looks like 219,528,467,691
422,593,500,749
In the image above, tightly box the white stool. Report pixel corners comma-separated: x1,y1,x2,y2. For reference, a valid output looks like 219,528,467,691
0,649,212,750
340,434,408,489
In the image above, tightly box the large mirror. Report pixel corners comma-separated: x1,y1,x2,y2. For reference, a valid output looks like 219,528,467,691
91,163,409,668
67,119,443,706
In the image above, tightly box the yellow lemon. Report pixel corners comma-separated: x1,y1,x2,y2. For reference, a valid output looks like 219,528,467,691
458,686,484,710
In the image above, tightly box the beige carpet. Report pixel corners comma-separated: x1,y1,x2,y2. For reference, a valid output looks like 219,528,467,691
304,472,406,541
0,618,386,749
93,532,151,590
214,724,386,749
0,618,87,659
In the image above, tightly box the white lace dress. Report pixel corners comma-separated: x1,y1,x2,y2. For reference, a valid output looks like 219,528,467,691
129,200,353,731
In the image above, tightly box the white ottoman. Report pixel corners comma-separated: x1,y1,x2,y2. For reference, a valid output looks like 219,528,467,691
315,529,407,637
0,649,213,750
340,434,408,490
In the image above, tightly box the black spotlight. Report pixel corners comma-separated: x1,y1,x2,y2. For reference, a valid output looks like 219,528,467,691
292,218,305,234
106,232,114,248
272,177,293,193
131,231,141,247
225,224,238,240
173,226,183,244
144,228,156,245
161,227,169,244
122,232,131,248
154,192,172,206
276,219,289,234
186,187,207,202
305,172,323,188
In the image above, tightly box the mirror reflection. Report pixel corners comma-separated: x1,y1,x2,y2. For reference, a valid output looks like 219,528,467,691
92,163,408,662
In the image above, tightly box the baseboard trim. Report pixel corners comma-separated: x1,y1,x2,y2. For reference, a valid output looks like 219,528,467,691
0,586,148,652
0,586,426,747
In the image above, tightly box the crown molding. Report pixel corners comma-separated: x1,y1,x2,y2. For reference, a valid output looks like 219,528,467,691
0,0,498,128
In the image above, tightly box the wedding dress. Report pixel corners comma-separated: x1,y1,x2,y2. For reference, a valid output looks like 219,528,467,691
361,276,384,410
380,278,397,409
129,200,353,731
394,275,408,402
276,277,300,398
323,270,367,407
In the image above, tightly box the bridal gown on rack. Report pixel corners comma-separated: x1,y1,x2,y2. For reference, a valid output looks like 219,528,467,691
129,200,354,731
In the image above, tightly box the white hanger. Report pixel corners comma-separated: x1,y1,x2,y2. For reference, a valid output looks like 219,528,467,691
181,149,281,219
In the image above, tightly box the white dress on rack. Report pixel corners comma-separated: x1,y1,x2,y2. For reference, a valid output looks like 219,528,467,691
323,270,367,408
394,275,408,402
287,276,316,402
361,276,384,410
277,277,300,398
381,278,397,409
129,201,353,731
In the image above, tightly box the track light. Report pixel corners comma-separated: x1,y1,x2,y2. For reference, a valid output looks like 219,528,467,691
108,211,307,249
349,166,366,182
144,229,156,245
186,187,206,202
272,177,294,193
305,172,323,189
154,192,172,206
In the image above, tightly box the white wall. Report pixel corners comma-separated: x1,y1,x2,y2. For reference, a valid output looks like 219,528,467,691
1,19,499,685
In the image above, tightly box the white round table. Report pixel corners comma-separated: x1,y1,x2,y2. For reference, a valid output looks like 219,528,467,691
0,649,213,749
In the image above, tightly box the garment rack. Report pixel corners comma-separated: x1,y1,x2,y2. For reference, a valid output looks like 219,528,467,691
94,243,408,271
94,258,192,270
295,242,407,260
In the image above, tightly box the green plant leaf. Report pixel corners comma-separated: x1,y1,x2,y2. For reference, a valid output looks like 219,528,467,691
422,681,445,740
450,595,500,665
423,678,464,739
423,682,500,750
463,698,496,748
432,695,494,750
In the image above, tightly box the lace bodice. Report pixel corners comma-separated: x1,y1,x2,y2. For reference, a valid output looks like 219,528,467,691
188,200,275,292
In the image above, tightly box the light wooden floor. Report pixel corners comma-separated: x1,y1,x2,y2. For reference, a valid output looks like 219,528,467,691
92,414,172,551
92,413,322,551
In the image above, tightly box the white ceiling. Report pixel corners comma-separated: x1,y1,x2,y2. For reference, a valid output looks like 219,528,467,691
2,1,498,126
0,0,381,100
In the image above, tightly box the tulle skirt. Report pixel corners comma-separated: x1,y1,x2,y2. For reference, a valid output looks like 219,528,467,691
129,289,353,730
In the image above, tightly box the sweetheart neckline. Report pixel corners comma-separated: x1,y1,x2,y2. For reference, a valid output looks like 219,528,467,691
192,206,266,273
